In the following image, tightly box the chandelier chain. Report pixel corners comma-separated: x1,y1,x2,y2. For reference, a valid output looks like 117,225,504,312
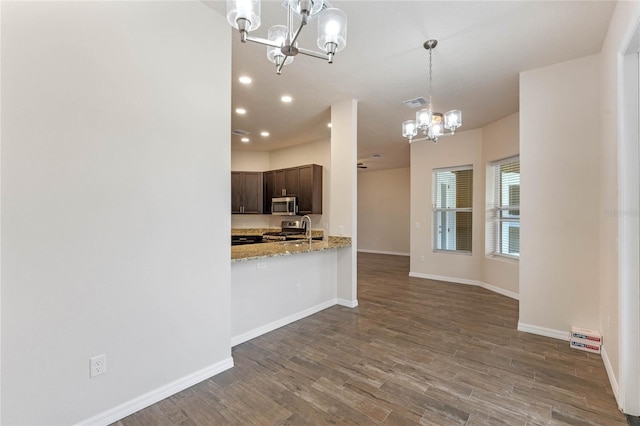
428,45,433,107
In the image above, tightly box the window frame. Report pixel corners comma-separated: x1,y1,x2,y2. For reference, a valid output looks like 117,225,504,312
432,165,473,254
490,155,520,260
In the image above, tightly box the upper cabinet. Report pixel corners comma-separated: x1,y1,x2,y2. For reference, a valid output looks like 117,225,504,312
265,168,300,199
264,164,322,215
231,171,264,214
238,164,322,215
297,164,322,214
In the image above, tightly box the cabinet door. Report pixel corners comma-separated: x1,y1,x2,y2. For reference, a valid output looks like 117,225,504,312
231,172,243,214
285,168,299,197
242,172,263,214
263,171,275,213
274,169,286,197
298,164,322,214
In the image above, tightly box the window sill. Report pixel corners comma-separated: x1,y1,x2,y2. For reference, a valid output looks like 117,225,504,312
433,249,472,256
486,253,519,263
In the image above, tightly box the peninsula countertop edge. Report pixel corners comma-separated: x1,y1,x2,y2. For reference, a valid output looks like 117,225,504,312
231,236,352,262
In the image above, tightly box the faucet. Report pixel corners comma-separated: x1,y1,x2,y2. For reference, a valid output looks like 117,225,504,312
301,215,312,244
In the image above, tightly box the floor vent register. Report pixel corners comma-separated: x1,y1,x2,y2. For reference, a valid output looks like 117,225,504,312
569,326,602,354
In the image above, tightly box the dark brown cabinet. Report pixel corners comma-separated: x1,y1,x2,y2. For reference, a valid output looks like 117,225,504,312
285,168,299,197
236,164,322,215
231,172,263,214
263,164,322,215
297,164,322,214
267,168,297,198
274,170,285,196
263,171,275,213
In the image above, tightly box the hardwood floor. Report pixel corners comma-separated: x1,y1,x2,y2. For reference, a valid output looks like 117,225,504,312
113,252,627,425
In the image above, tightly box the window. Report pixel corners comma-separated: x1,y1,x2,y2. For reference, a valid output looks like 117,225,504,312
433,166,473,252
491,156,520,258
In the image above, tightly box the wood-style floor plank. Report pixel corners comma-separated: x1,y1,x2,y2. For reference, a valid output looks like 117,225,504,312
112,253,627,425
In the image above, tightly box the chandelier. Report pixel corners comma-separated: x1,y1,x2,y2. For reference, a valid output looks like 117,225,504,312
402,40,462,143
226,0,347,75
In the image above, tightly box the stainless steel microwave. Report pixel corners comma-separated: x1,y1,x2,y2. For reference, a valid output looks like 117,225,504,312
271,197,298,216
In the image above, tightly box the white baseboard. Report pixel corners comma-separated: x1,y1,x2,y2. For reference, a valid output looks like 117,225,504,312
358,249,410,256
601,345,622,410
517,322,570,341
482,281,519,300
337,298,359,308
408,272,519,300
77,357,234,426
231,299,337,347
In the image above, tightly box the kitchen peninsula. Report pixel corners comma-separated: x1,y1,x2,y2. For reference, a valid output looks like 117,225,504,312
230,234,352,347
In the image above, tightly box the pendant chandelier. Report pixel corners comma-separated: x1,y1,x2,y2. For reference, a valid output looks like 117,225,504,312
402,40,462,143
226,0,347,75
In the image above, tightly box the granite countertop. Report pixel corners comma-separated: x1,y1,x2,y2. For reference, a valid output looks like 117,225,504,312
231,236,351,262
231,228,278,236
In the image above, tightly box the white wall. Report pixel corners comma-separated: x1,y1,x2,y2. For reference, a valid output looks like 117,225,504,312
1,3,232,424
231,151,270,172
519,54,601,336
599,0,640,412
358,168,410,255
410,129,484,282
269,139,330,172
481,113,520,295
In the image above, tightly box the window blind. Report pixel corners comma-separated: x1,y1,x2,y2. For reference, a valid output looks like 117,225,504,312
492,156,520,257
433,165,473,252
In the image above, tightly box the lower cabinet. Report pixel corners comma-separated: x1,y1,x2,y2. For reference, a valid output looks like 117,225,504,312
231,172,263,214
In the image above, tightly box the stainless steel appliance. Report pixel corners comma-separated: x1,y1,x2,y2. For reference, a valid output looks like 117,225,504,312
263,220,308,242
271,197,298,216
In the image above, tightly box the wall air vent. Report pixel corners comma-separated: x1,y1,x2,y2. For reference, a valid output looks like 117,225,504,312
232,129,250,136
402,97,428,108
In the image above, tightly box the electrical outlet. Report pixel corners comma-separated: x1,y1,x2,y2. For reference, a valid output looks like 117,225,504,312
338,226,344,235
90,354,106,378
416,222,421,229
420,256,425,263
296,283,302,294
257,262,266,270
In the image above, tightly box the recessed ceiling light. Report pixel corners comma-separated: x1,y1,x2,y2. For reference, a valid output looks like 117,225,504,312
281,95,293,103
261,131,270,137
238,76,252,84
241,137,250,143
327,123,332,128
235,108,246,115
